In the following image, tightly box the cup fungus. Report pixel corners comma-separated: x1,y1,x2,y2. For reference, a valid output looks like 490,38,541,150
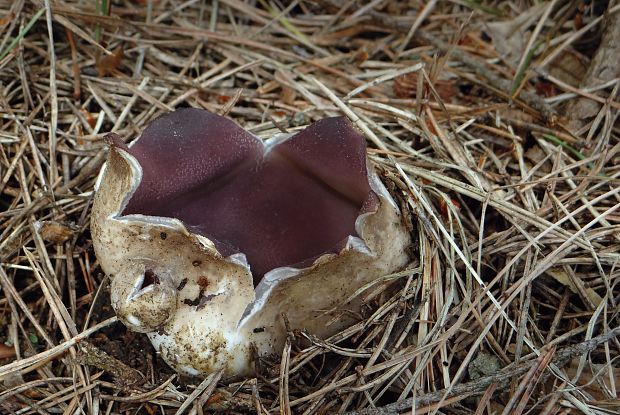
92,108,410,377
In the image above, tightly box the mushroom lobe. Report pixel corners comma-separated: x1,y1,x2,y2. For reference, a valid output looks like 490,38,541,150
122,109,377,281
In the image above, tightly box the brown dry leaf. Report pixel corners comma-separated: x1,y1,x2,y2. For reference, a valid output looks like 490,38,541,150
280,86,296,106
81,109,97,128
565,360,620,401
314,25,370,45
217,94,231,105
524,145,550,172
275,69,297,105
96,45,125,77
36,221,74,244
394,72,455,101
499,108,536,124
352,47,369,65
547,50,589,88
440,198,460,220
0,12,14,26
546,268,603,307
535,81,558,97
566,11,620,130
484,3,547,65
0,343,16,359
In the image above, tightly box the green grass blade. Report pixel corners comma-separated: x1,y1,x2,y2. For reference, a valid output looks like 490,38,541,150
511,42,539,96
0,8,46,62
257,0,314,50
542,134,586,160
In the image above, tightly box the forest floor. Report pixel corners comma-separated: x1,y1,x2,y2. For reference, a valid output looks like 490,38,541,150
0,1,619,414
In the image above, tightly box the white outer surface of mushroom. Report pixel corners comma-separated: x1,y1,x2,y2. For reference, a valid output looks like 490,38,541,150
91,134,410,378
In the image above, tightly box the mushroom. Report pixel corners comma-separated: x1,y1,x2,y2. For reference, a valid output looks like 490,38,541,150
92,108,410,377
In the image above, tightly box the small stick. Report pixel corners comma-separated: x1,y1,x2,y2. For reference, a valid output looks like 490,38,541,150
344,327,620,415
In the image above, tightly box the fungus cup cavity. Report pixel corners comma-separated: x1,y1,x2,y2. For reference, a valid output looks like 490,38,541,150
92,108,411,377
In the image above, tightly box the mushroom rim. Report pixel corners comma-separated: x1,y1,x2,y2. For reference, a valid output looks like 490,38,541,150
94,118,400,327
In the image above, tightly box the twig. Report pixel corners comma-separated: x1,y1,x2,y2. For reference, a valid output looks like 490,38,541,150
344,327,620,415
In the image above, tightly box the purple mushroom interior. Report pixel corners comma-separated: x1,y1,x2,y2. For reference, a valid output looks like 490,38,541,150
122,108,377,283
